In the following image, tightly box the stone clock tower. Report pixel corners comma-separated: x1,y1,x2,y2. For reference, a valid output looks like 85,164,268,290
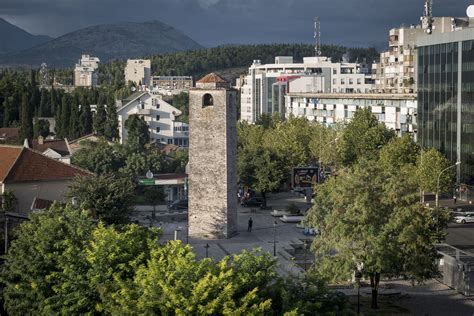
188,73,237,239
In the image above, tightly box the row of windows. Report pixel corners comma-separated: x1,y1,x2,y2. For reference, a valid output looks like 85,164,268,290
332,79,363,85
174,125,189,132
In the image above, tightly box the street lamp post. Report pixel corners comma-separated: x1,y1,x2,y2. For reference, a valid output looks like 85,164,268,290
436,162,461,209
273,220,277,256
204,243,210,258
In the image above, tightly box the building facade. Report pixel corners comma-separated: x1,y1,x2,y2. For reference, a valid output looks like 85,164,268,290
151,76,193,95
125,59,151,87
417,27,474,184
117,92,189,147
188,73,238,239
374,17,473,94
285,93,417,139
74,54,100,87
0,146,90,212
240,56,374,123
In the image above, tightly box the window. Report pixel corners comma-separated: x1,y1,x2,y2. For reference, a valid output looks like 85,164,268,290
156,115,160,121
203,93,213,107
156,127,160,133
333,69,337,75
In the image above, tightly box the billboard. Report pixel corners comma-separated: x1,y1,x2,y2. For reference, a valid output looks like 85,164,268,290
292,167,319,189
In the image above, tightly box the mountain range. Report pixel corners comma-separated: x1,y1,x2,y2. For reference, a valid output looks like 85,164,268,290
0,20,203,68
0,18,52,55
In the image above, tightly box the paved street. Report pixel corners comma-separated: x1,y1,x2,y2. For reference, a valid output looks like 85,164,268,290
155,191,313,275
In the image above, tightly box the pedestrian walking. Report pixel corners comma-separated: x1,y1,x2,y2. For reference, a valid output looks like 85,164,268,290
453,195,457,204
248,217,253,232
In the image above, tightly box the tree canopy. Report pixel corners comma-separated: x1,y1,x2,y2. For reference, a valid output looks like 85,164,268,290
1,204,347,315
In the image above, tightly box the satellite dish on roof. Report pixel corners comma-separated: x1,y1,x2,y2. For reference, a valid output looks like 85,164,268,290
467,5,474,18
131,86,136,92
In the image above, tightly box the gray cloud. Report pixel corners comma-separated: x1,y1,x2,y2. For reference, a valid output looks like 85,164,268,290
0,0,471,48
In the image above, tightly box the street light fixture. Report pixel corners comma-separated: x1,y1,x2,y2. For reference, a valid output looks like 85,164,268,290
436,161,461,209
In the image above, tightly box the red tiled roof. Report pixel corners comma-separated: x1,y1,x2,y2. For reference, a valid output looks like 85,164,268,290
0,146,90,183
0,146,22,182
196,73,228,84
31,139,70,156
0,128,20,140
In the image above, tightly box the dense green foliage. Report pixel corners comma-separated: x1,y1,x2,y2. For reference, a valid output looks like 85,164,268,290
147,44,379,79
305,110,454,309
1,205,347,315
67,174,136,224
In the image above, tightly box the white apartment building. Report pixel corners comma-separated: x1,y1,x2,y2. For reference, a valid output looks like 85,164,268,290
240,56,374,123
125,59,151,87
374,16,473,94
152,76,193,95
74,54,100,87
285,92,417,139
117,92,189,147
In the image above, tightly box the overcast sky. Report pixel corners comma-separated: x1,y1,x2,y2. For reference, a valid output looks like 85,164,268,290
0,0,472,48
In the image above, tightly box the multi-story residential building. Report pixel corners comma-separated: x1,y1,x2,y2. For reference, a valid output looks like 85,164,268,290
285,92,417,139
74,54,100,87
417,25,474,184
117,92,189,147
151,76,193,95
125,59,151,87
374,16,472,94
240,56,374,123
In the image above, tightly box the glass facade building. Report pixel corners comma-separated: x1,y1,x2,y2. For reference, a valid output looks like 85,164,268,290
418,30,474,184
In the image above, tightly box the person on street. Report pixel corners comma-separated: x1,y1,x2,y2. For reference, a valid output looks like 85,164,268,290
453,195,457,204
248,217,253,232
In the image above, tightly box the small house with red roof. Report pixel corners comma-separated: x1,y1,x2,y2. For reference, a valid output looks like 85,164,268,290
0,145,91,212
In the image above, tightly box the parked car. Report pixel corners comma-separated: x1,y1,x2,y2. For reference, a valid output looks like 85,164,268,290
241,197,263,207
170,199,188,210
454,212,474,224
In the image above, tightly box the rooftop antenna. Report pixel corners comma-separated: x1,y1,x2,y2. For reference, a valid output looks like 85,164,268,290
421,0,434,34
314,17,321,56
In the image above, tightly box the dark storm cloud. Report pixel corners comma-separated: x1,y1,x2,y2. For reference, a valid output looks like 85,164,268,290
0,0,472,47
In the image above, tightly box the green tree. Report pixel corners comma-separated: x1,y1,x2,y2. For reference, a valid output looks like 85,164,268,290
309,160,451,309
71,140,126,174
416,148,455,203
79,103,93,136
338,108,395,166
93,100,107,136
19,93,33,140
50,88,57,115
2,97,13,127
67,174,136,224
104,103,119,141
1,204,95,315
143,186,165,219
86,223,161,313
120,150,164,179
69,99,80,139
379,134,420,173
33,118,50,139
59,95,70,138
38,88,48,117
1,190,17,212
125,114,150,152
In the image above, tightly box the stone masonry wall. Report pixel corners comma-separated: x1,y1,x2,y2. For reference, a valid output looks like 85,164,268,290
188,88,238,239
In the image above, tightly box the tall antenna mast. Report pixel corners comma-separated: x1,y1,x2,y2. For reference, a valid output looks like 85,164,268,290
421,0,434,34
314,17,321,56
